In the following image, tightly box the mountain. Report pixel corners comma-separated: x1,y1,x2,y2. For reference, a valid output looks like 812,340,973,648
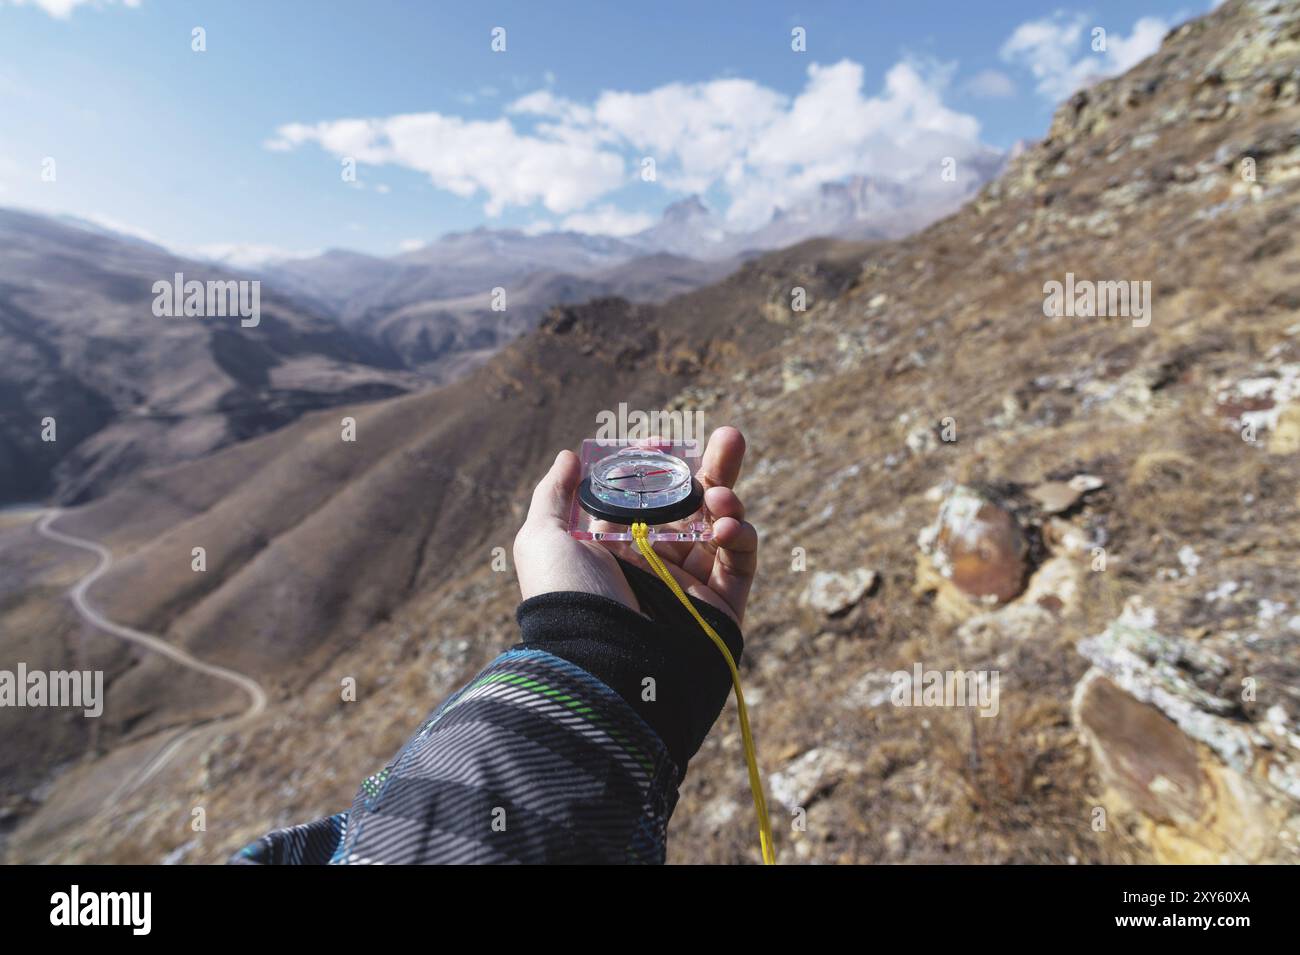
261,158,1009,323
260,228,735,377
356,254,737,379
6,0,1299,866
251,162,1008,378
0,238,863,858
626,195,729,258
620,151,1008,259
266,228,642,323
0,209,416,506
745,153,1008,249
257,248,403,319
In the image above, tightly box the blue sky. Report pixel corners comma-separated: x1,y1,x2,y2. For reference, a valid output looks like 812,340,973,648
0,0,1206,260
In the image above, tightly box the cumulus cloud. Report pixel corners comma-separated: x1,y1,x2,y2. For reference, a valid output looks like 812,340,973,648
587,77,787,196
3,0,139,18
269,57,991,232
1001,13,1169,102
727,60,985,228
266,113,626,216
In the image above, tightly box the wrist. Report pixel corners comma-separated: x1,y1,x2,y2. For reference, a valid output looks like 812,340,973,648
516,575,742,776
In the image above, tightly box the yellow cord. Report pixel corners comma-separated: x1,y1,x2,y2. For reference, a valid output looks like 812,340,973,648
630,522,775,865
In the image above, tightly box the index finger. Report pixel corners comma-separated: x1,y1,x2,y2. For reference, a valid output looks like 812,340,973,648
696,426,746,491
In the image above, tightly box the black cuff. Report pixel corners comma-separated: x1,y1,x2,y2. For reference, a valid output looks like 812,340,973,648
515,558,743,778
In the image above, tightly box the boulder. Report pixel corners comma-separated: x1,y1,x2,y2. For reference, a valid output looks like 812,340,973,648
917,485,1030,606
1072,599,1298,863
801,568,877,617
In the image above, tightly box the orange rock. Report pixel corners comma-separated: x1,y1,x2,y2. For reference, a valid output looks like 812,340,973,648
923,486,1030,604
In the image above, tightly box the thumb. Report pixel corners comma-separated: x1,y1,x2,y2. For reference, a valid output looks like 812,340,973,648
526,450,581,529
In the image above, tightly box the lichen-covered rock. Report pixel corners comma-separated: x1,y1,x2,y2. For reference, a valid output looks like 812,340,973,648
957,603,1057,658
1021,554,1082,614
1072,670,1275,863
1072,596,1300,863
905,423,939,454
918,485,1030,605
1073,670,1206,823
1076,601,1254,770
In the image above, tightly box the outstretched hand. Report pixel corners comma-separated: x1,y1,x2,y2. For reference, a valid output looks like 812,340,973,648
513,426,758,625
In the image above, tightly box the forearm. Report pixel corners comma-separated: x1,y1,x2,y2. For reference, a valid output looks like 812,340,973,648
326,560,741,864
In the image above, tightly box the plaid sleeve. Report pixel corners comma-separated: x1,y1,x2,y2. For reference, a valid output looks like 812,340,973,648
231,645,680,865
231,572,741,866
327,647,679,864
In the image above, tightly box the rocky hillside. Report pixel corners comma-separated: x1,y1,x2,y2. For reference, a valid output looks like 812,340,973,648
0,239,862,856
339,254,737,379
3,0,1298,864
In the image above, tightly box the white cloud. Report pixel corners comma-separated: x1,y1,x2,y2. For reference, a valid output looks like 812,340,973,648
559,205,656,237
967,69,1016,98
397,238,425,253
727,59,989,228
509,89,594,127
269,56,991,231
1001,13,1169,102
590,78,788,195
266,113,626,216
3,0,140,19
191,242,320,269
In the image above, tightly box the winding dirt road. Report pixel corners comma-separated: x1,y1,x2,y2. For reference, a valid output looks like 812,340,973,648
36,508,267,796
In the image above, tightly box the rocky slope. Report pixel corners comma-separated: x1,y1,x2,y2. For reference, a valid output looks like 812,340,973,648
0,210,416,505
4,0,1299,864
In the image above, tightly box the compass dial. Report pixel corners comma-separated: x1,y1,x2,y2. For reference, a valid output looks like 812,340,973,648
578,448,703,525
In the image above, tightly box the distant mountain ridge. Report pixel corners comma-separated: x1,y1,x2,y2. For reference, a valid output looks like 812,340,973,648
235,153,1005,299
0,208,416,505
251,161,1006,368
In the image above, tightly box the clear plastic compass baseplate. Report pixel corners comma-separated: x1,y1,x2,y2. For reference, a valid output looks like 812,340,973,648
566,437,713,542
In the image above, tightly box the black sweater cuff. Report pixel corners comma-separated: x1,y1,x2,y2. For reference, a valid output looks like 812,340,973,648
515,558,743,777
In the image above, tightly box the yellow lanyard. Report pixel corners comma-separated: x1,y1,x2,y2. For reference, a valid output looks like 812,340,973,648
630,522,775,865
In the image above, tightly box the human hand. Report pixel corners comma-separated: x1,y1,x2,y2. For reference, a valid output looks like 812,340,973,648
512,426,759,625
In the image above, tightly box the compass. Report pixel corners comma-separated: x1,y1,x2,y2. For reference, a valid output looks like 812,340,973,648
577,447,704,526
